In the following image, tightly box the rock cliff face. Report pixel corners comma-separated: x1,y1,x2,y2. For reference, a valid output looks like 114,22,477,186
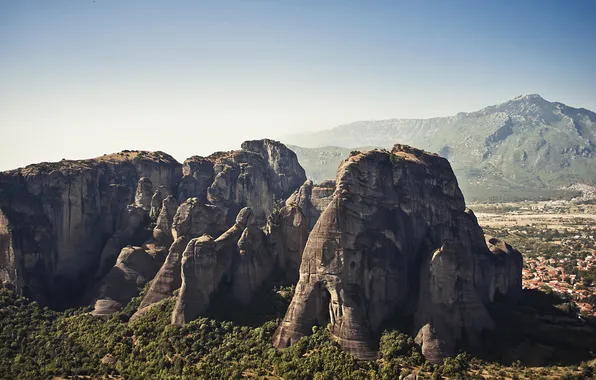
130,140,308,320
89,246,167,317
170,203,309,326
0,151,181,305
177,139,307,226
131,198,228,320
0,139,307,310
272,145,522,363
286,179,335,230
241,139,307,200
265,205,309,283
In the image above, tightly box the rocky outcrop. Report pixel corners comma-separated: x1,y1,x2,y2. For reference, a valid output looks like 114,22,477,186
171,235,220,325
90,246,167,317
176,139,306,227
170,204,307,326
177,157,214,204
131,198,227,320
272,145,522,363
485,235,523,301
206,150,275,226
150,185,172,220
0,207,21,290
233,225,272,304
265,205,309,283
152,195,178,245
286,179,335,230
134,177,153,211
241,139,307,200
0,140,308,311
171,207,252,325
0,151,181,305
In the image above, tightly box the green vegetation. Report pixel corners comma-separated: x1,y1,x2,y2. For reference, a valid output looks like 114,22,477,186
2,281,595,379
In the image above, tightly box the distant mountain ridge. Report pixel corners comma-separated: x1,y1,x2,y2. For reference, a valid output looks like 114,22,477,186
284,95,596,201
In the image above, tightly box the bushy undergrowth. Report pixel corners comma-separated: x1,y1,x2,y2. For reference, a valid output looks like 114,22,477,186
0,284,593,379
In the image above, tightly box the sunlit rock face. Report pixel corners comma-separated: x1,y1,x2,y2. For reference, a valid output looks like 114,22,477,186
272,144,522,363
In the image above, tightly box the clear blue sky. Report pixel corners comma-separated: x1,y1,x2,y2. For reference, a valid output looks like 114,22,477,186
1,0,595,170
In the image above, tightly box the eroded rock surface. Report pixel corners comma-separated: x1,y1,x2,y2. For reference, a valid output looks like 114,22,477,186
241,139,307,200
90,246,166,317
0,140,308,314
152,195,178,245
150,185,172,220
131,198,227,320
134,177,153,211
0,151,181,305
95,204,149,279
286,179,335,230
265,204,309,283
272,145,522,363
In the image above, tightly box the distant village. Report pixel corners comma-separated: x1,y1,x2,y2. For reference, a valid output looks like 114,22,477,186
523,252,596,317
475,199,596,318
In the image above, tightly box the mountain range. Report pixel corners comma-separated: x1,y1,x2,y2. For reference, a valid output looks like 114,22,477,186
284,94,596,202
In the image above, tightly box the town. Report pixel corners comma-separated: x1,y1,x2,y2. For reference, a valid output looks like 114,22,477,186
473,200,596,318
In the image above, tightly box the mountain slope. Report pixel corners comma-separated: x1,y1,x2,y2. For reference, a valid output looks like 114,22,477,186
285,95,596,201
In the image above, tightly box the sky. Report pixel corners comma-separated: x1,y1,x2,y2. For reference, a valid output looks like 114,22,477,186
1,0,596,171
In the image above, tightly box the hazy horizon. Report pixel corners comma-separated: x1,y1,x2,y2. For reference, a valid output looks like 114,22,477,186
2,0,596,171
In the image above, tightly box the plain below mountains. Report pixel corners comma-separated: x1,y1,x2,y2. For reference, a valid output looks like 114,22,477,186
285,94,596,202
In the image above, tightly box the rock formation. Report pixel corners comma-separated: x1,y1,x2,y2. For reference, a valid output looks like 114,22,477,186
265,204,309,283
95,203,149,279
150,185,172,220
152,195,178,245
131,198,228,320
286,179,335,230
171,204,308,326
0,139,308,315
134,177,154,211
177,156,215,204
0,151,181,305
241,139,307,200
272,145,522,363
89,246,167,317
177,139,307,226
